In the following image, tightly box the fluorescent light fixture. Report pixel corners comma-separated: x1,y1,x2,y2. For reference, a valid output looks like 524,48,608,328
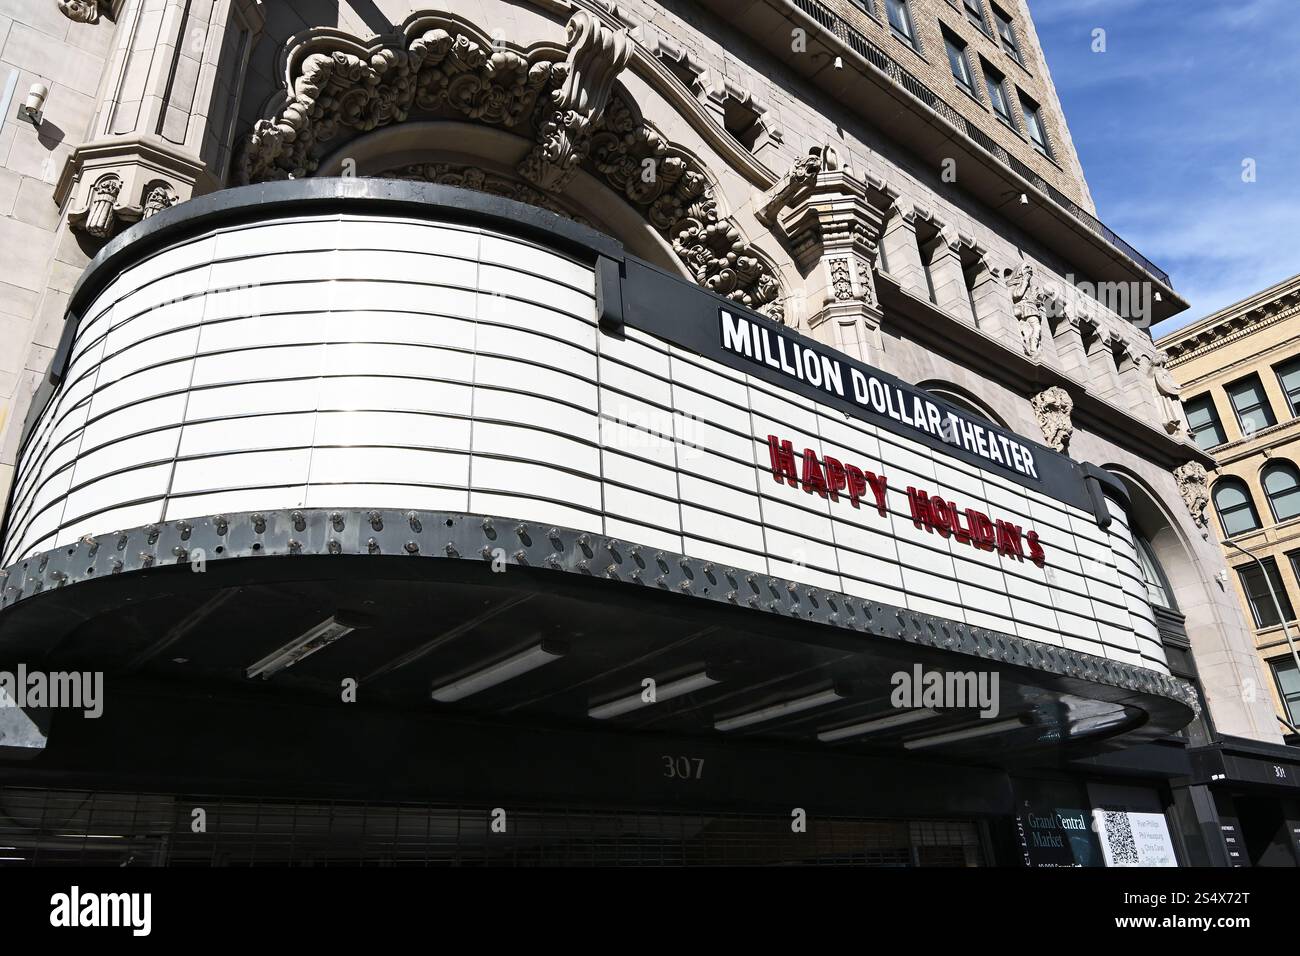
431,641,566,703
246,613,365,680
715,687,846,732
589,670,719,720
902,716,1028,750
817,707,937,743
55,834,126,839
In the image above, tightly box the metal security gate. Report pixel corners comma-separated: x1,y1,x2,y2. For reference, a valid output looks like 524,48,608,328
0,788,987,866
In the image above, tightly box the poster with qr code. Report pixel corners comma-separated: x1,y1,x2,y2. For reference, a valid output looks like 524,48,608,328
1092,810,1178,867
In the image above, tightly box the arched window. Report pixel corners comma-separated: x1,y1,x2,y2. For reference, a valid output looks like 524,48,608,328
1213,479,1261,537
1261,461,1300,523
1135,537,1174,610
918,383,1006,427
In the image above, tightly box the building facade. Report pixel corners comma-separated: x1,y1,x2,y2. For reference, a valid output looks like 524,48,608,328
0,0,1295,865
1158,274,1300,739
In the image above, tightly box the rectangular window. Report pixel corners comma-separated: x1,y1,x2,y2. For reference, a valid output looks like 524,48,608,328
1184,393,1227,449
886,0,918,48
982,60,1013,125
992,3,1023,64
945,33,976,96
1273,658,1300,726
1018,92,1052,157
1275,355,1300,417
849,0,878,16
1227,373,1277,436
1237,558,1294,629
962,0,989,31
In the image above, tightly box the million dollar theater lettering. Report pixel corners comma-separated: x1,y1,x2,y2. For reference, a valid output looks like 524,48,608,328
766,436,1047,566
720,311,1042,479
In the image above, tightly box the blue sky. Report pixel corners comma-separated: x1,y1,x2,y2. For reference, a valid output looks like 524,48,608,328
1027,0,1300,337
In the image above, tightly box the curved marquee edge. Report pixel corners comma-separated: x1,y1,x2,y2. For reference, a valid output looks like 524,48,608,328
0,507,1201,720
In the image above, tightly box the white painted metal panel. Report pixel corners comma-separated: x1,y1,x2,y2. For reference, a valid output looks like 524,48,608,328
2,212,1170,675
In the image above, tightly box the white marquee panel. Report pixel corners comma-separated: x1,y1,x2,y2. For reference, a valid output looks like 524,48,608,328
2,213,1169,676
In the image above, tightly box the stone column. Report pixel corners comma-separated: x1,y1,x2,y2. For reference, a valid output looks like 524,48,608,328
878,200,928,299
775,168,889,362
1082,319,1123,400
968,259,1015,344
1119,346,1158,423
55,0,267,239
925,232,977,326
1051,317,1091,382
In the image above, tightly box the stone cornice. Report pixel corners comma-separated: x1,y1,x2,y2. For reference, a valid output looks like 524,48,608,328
1208,417,1300,468
876,273,1215,470
1159,275,1300,365
1176,330,1300,393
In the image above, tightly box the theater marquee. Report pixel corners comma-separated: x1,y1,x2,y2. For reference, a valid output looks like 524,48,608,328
0,182,1170,680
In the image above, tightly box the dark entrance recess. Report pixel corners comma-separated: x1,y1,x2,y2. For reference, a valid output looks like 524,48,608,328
0,788,987,867
0,505,1201,867
1233,794,1298,867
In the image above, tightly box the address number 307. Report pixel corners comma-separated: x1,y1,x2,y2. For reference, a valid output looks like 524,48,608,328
662,755,705,780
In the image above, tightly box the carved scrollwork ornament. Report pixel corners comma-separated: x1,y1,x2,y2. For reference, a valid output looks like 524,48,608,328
517,10,631,193
237,15,783,317
81,174,123,238
141,181,178,219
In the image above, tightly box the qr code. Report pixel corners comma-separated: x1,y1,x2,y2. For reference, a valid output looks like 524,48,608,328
1102,810,1140,865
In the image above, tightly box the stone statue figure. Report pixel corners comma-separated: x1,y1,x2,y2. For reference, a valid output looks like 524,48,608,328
1150,351,1188,439
1007,264,1044,358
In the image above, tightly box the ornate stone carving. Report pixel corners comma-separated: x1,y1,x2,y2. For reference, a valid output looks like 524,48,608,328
78,174,123,238
587,89,780,315
238,18,782,317
755,144,836,226
768,167,886,349
237,29,555,185
1174,461,1210,533
58,0,101,23
855,257,875,307
1148,350,1188,439
379,162,586,224
518,10,631,192
829,258,853,300
141,180,177,219
1008,263,1047,358
1031,386,1074,454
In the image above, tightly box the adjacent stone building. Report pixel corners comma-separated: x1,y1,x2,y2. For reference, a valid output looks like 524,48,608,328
0,0,1294,865
1158,272,1300,737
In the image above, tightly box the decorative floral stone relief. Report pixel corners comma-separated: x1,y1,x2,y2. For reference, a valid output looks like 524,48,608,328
237,14,783,318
